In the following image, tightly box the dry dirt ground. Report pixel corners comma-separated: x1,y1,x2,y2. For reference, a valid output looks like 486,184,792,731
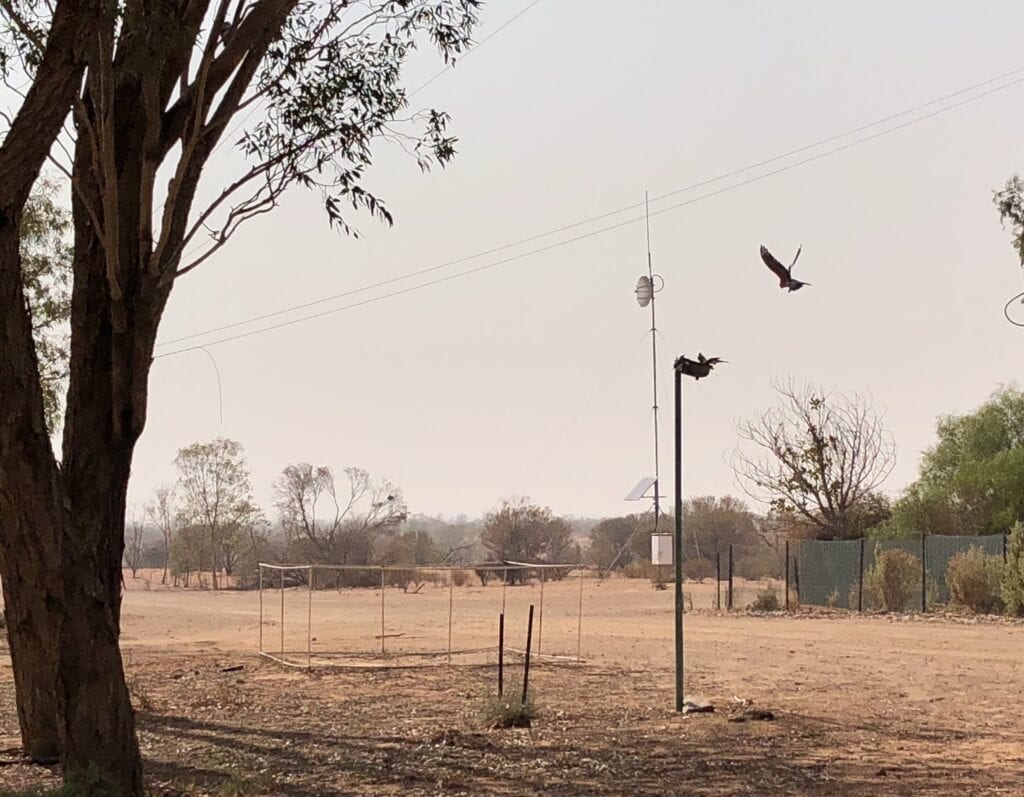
1,570,1023,795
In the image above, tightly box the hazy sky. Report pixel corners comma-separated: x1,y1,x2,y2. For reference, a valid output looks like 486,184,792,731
132,1,1024,521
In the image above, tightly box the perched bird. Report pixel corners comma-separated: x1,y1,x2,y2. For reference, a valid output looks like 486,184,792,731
674,353,726,380
759,244,810,292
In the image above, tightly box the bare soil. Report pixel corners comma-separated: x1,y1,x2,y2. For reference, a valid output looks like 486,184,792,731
1,570,1022,795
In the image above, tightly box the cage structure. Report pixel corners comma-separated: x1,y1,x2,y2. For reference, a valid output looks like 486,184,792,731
257,561,591,670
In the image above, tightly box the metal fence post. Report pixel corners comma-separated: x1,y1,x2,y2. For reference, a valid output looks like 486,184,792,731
537,568,545,655
858,538,865,613
307,565,314,670
576,569,584,664
715,551,721,610
498,613,505,697
784,541,790,611
447,572,454,665
522,605,535,705
727,544,734,611
920,532,927,613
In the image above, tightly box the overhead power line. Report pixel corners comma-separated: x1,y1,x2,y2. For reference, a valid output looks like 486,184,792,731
160,64,1024,348
155,68,1024,357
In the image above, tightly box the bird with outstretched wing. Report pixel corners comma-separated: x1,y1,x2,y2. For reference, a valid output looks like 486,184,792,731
759,244,810,292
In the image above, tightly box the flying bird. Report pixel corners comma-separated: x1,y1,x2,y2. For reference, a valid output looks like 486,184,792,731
759,244,810,292
674,353,726,380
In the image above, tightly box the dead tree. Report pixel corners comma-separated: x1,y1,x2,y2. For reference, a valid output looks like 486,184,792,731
732,380,896,540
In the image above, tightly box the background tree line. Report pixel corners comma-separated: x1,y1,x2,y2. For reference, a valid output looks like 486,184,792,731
126,437,788,588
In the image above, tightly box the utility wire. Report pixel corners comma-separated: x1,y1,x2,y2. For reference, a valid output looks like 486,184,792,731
156,72,1024,358
157,67,1024,350
408,0,545,96
512,331,649,487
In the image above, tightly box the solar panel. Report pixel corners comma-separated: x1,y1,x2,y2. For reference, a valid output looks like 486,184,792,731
624,476,657,501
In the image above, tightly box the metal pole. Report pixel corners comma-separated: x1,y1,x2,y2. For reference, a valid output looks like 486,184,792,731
576,568,584,664
258,565,263,654
307,566,314,669
537,568,545,655
380,567,386,655
447,572,454,665
645,191,661,534
501,568,508,615
522,604,535,705
673,364,684,712
279,568,285,656
728,544,734,611
858,538,865,612
498,613,505,697
920,532,927,613
715,551,721,610
784,541,790,611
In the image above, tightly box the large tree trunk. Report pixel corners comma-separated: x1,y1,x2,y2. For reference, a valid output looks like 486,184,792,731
55,456,141,793
0,0,104,764
41,86,167,790
3,1,293,789
0,253,64,765
0,525,61,763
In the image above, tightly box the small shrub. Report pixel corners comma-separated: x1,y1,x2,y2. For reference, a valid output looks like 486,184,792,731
649,564,672,589
1003,521,1024,617
865,546,920,612
750,585,780,612
825,589,840,608
947,548,1004,614
481,689,538,729
451,569,470,587
682,558,715,582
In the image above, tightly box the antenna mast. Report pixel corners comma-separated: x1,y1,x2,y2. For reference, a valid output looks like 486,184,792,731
645,191,661,533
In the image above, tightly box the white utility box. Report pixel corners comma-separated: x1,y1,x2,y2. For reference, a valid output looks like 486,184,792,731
651,533,673,566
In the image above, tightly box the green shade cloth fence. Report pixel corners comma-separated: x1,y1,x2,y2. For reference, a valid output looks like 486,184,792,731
795,533,1006,610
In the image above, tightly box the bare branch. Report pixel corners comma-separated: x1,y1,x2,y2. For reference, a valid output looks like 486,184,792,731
732,379,896,540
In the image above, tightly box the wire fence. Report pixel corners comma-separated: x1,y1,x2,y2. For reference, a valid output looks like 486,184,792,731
792,533,1008,611
257,562,590,670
